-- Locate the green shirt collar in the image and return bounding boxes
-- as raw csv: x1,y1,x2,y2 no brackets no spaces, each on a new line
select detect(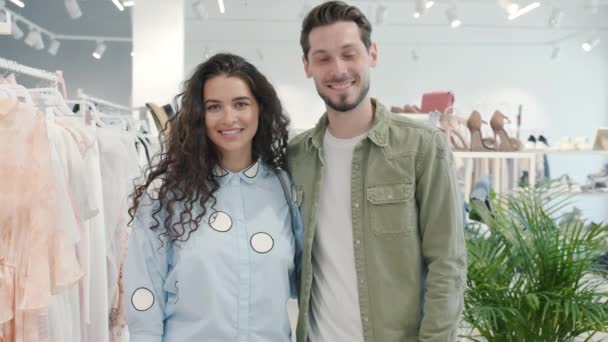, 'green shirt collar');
307,98,390,150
